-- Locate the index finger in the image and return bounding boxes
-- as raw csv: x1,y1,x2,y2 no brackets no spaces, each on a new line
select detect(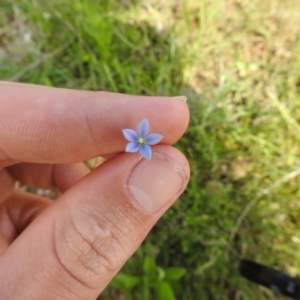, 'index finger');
0,82,189,165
